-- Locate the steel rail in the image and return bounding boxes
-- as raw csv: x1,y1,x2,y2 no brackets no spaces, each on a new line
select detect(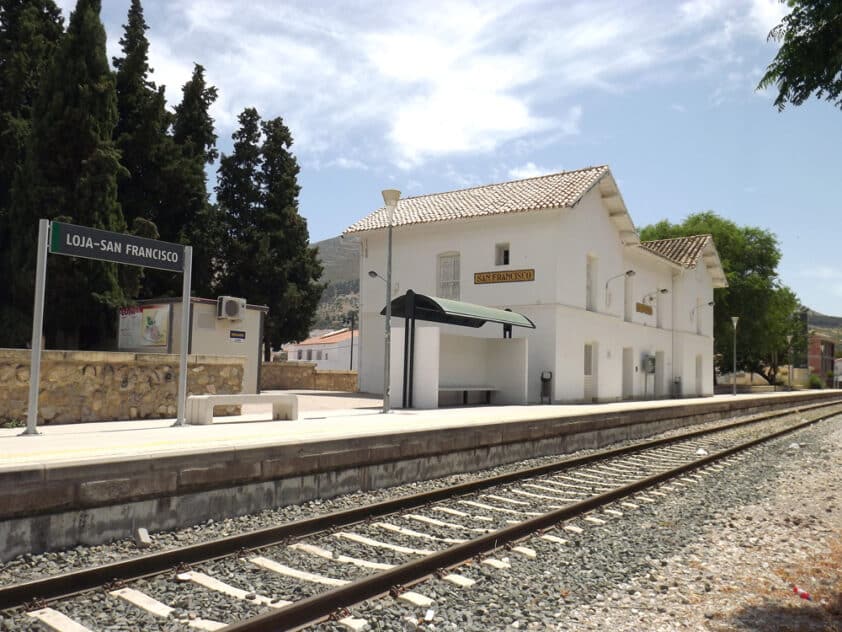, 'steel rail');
220,405,841,631
1,397,840,612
